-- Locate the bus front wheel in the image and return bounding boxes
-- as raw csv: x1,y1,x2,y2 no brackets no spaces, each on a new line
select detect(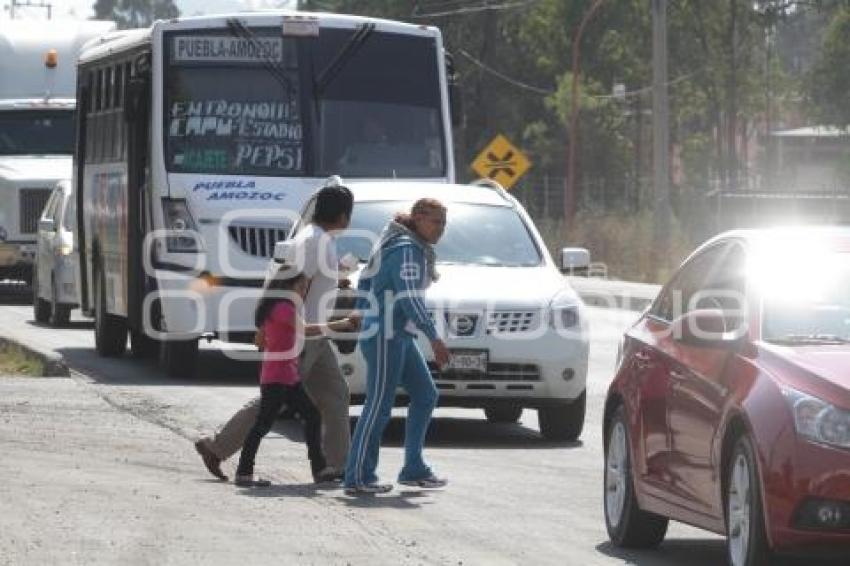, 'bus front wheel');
94,269,127,357
160,339,198,378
